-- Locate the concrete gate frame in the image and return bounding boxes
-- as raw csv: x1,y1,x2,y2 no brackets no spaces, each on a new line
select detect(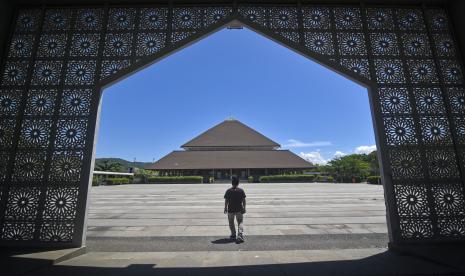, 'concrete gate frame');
0,0,465,248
